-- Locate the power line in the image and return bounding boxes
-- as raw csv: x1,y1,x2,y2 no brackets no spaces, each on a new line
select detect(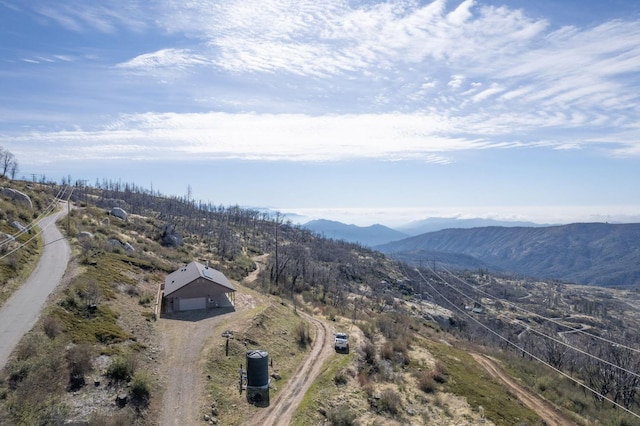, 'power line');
0,185,69,247
439,264,640,355
412,266,640,420
0,186,71,261
418,265,640,381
